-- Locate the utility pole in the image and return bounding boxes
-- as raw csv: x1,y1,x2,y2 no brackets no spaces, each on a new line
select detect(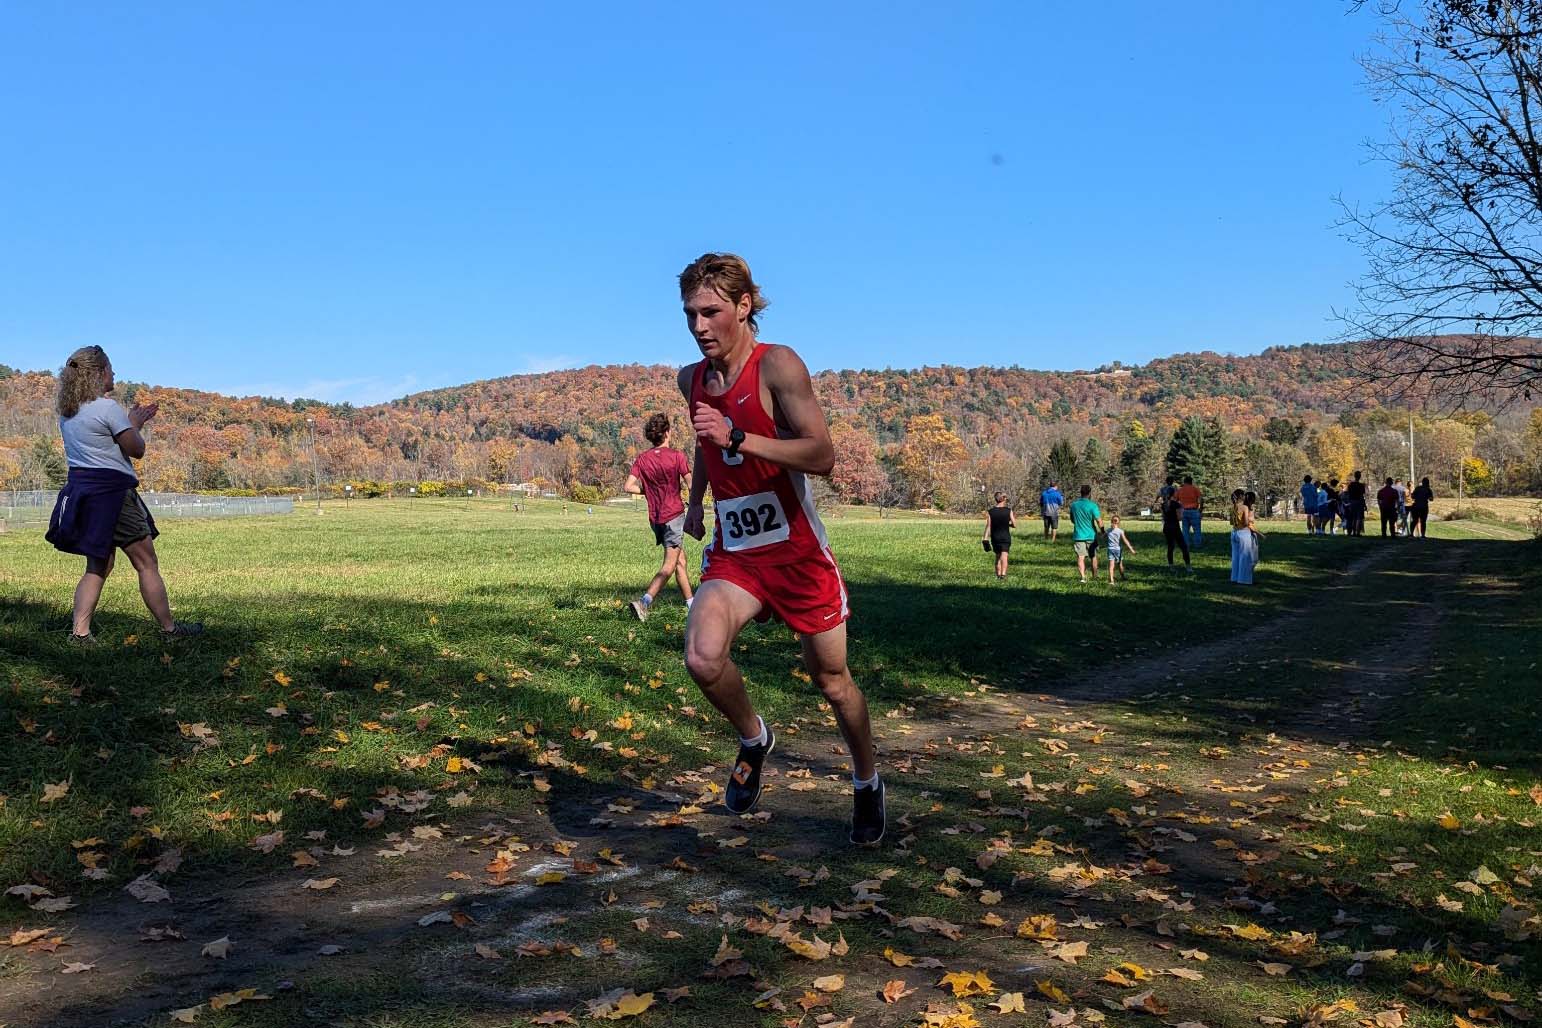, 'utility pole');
1408,412,1415,484
307,417,322,515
